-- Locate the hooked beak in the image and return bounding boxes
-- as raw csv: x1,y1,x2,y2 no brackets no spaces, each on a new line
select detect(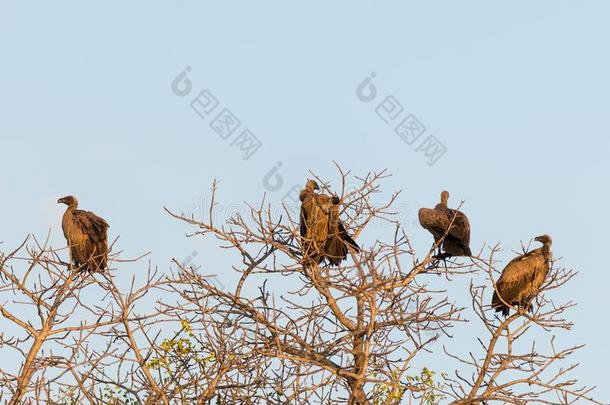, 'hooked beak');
534,234,552,246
